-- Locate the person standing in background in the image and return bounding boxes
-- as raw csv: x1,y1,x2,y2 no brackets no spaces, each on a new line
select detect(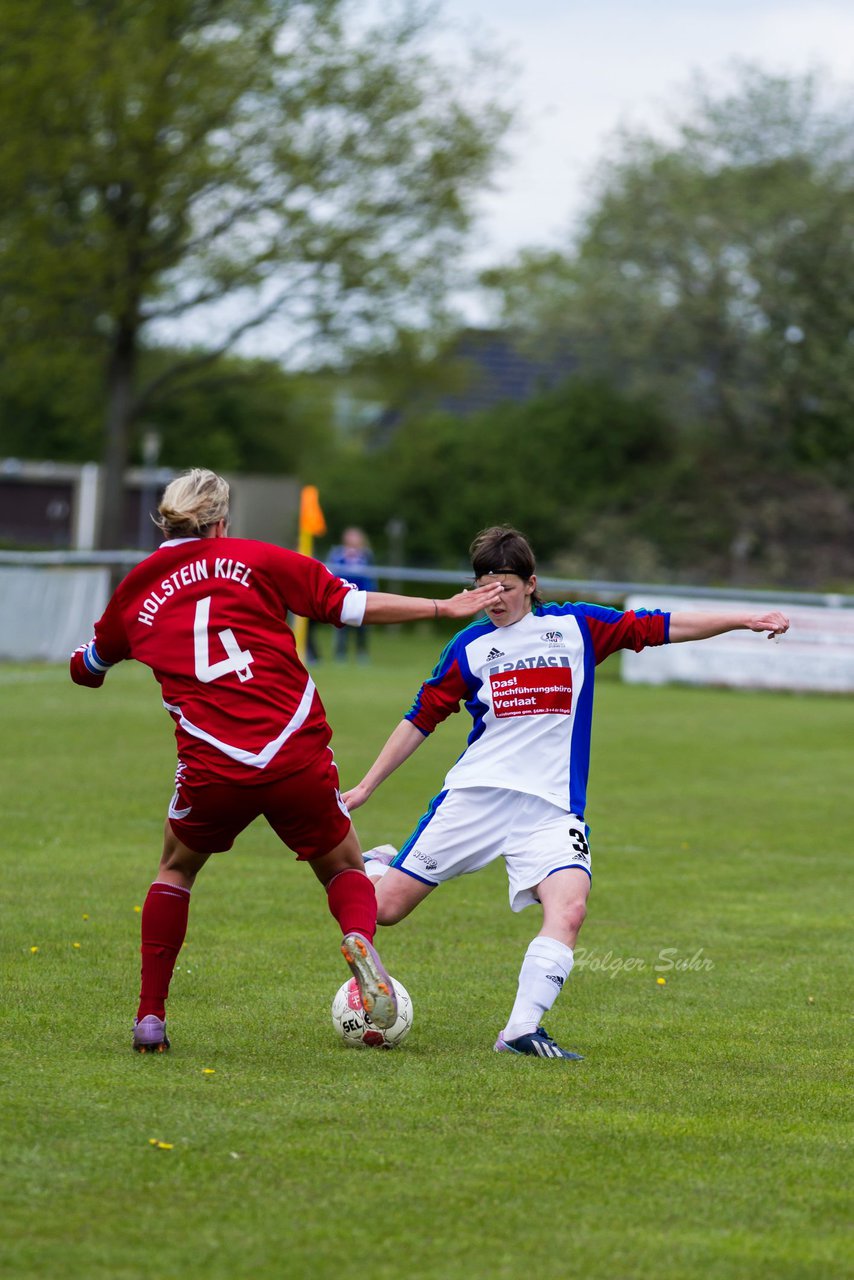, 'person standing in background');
327,528,377,662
